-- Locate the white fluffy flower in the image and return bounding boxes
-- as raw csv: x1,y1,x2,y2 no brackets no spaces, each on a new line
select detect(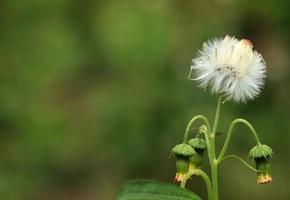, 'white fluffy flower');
189,36,266,103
